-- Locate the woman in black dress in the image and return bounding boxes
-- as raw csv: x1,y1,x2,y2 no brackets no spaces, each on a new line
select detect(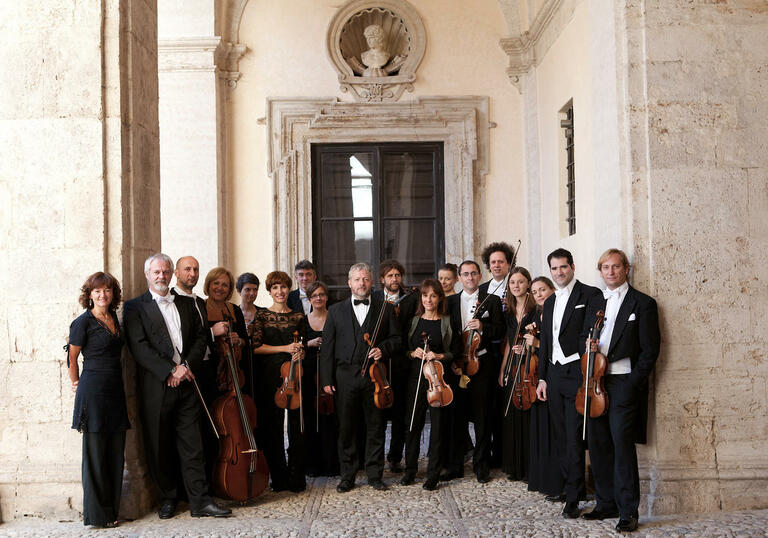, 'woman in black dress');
67,272,130,528
400,279,461,491
302,281,339,476
498,266,537,481
252,271,307,492
526,276,565,497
